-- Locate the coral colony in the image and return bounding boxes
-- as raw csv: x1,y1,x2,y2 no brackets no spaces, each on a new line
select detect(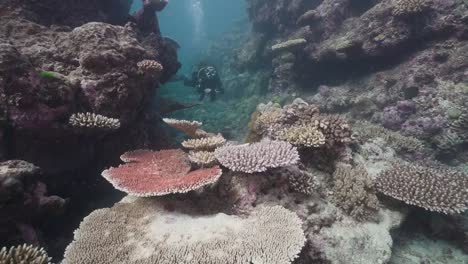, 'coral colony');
1,0,468,263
